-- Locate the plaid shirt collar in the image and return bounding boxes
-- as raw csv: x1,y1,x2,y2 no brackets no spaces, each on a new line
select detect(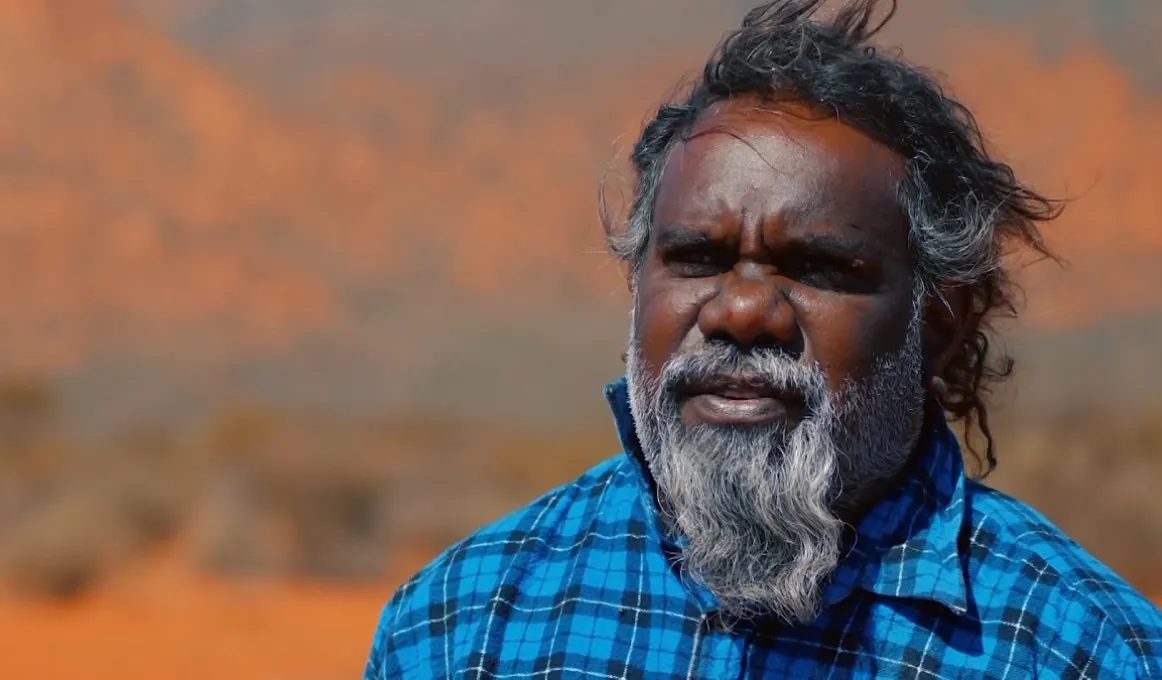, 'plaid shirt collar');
603,375,971,618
